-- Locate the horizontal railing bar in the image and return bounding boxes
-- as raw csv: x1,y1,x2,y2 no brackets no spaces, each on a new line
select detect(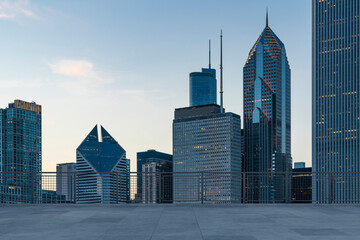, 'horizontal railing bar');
1,171,360,174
